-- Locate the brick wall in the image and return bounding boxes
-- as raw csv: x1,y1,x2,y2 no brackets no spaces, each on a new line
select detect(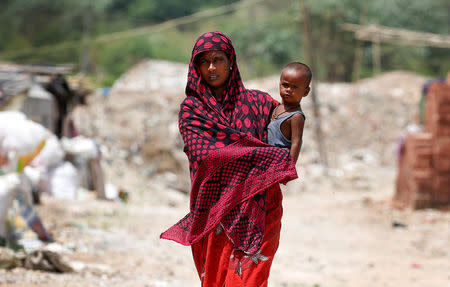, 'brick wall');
394,82,450,209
